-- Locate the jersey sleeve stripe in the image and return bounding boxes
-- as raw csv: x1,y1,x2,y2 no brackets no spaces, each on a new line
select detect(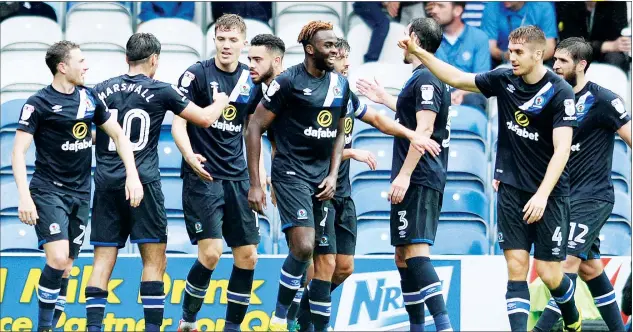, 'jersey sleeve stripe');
77,89,87,119
322,72,339,108
355,103,367,119
228,69,251,102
